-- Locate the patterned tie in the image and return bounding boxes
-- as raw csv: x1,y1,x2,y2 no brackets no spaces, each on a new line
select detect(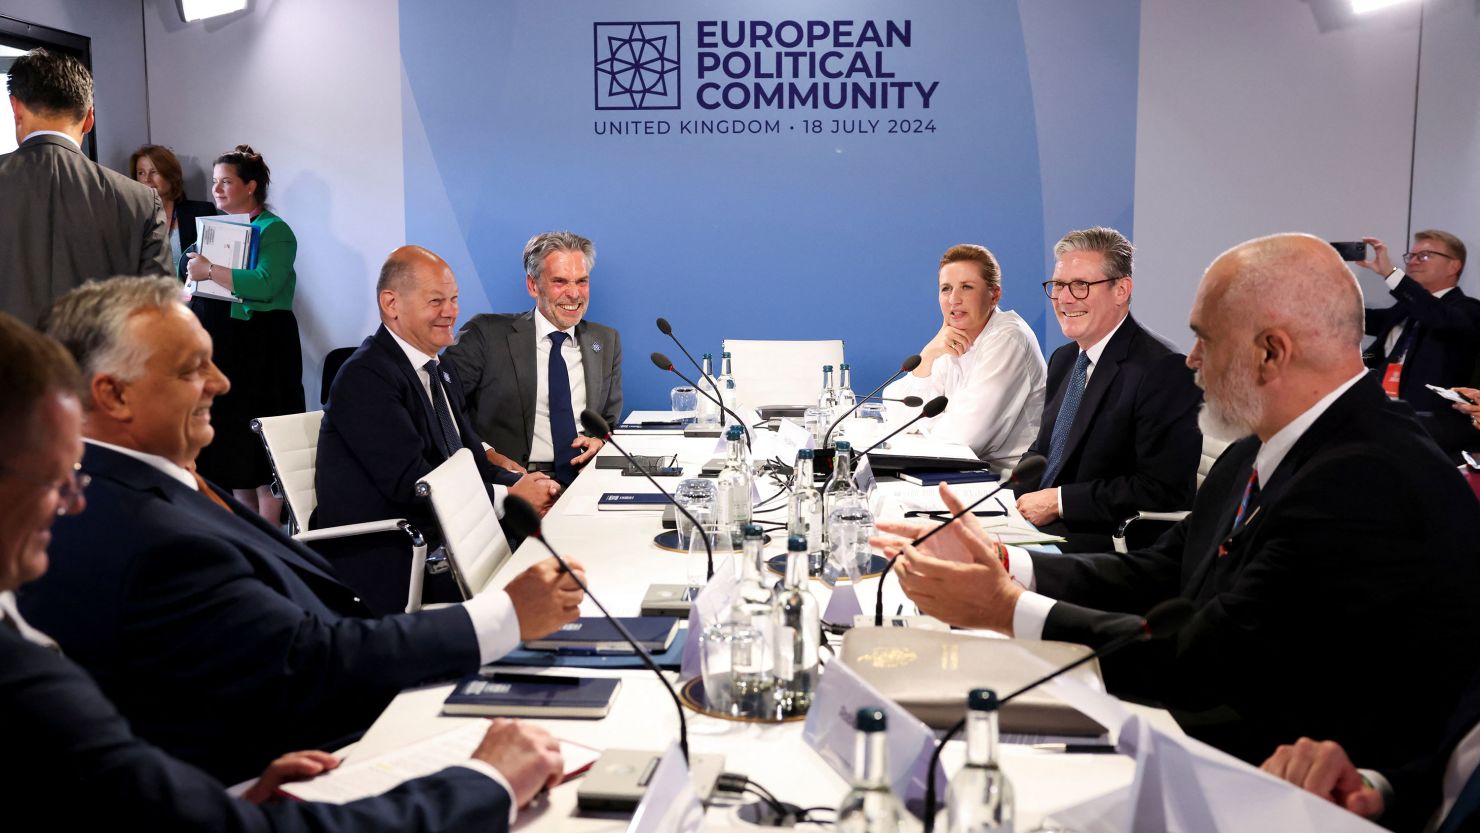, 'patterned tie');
1218,467,1260,557
547,332,579,486
1041,351,1090,487
424,359,461,459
